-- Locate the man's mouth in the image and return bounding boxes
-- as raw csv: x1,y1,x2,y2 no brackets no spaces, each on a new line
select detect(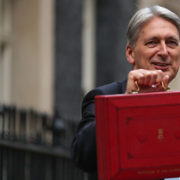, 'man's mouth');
151,62,170,71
